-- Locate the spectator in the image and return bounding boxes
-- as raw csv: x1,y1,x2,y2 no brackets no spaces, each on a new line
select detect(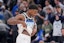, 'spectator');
0,13,4,22
58,28,64,43
17,0,23,5
0,20,10,43
34,0,40,4
0,5,16,43
52,15,62,42
12,0,24,15
60,0,64,4
43,0,54,13
0,5,13,24
0,0,4,11
54,0,64,17
54,0,64,10
1,5,18,43
42,19,53,42
45,7,54,24
36,4,45,31
3,0,9,9
7,0,17,11
12,0,29,16
49,0,56,7
12,4,19,16
54,5,63,16
22,0,29,8
37,0,45,8
0,0,3,6
18,3,26,14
